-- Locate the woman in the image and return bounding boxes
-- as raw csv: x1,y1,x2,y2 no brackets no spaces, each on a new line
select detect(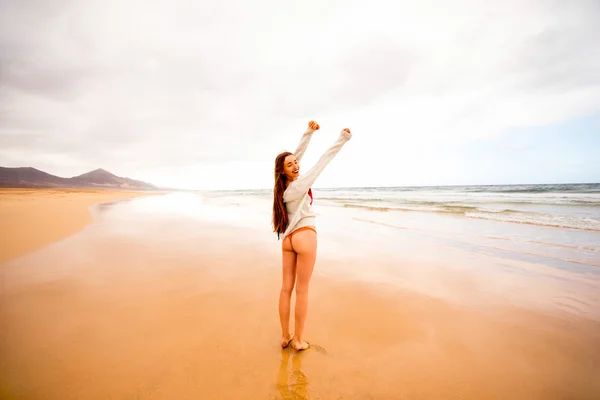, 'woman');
272,120,352,351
